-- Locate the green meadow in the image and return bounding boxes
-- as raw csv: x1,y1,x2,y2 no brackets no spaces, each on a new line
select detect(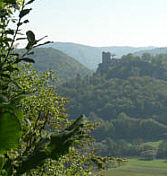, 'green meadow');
97,159,167,176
